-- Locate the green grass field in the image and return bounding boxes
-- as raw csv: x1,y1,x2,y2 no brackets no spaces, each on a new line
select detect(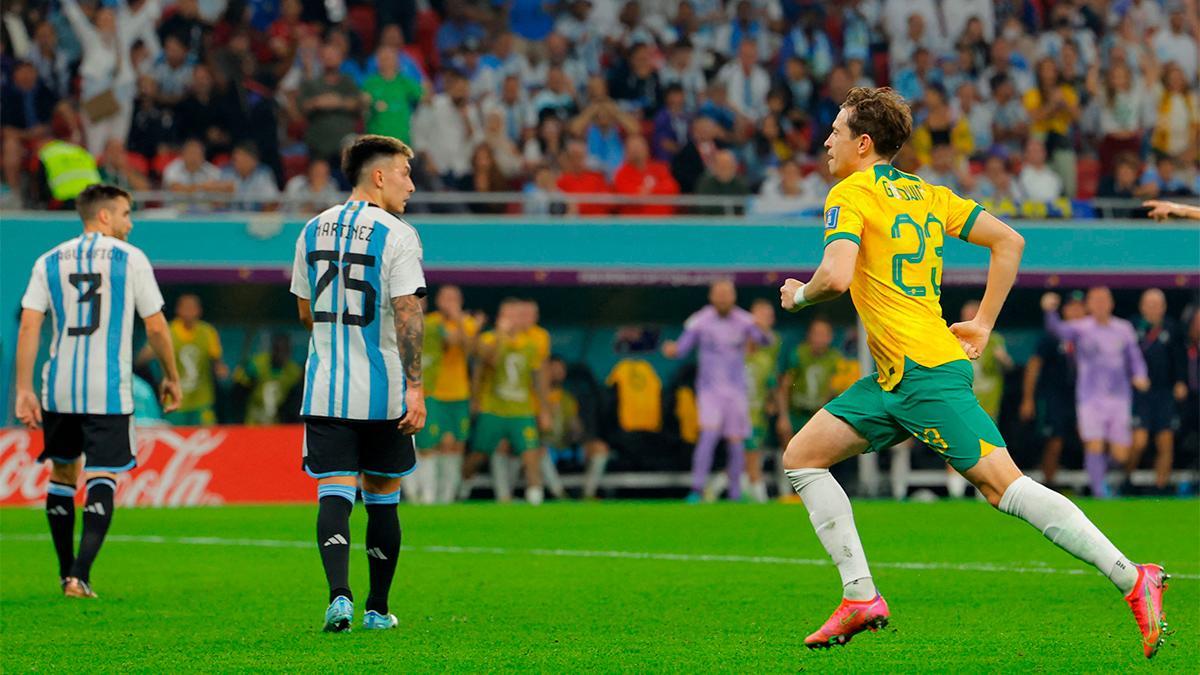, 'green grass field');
1,499,1197,672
